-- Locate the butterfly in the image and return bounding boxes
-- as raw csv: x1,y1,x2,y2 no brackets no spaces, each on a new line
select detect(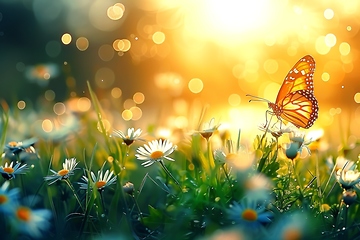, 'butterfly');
247,55,319,129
